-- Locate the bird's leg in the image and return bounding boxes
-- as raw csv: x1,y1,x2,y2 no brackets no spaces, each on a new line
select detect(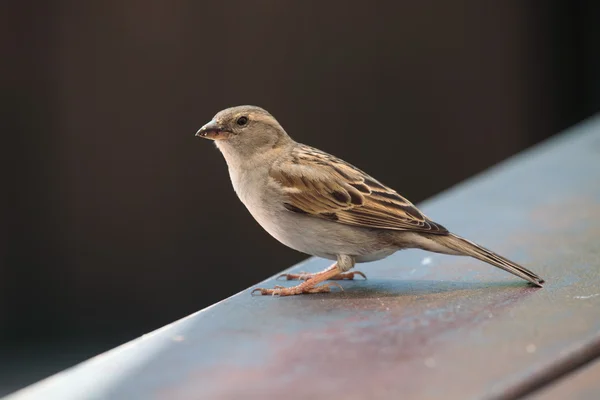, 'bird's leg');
253,255,356,296
252,263,344,296
277,270,366,281
277,254,363,281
